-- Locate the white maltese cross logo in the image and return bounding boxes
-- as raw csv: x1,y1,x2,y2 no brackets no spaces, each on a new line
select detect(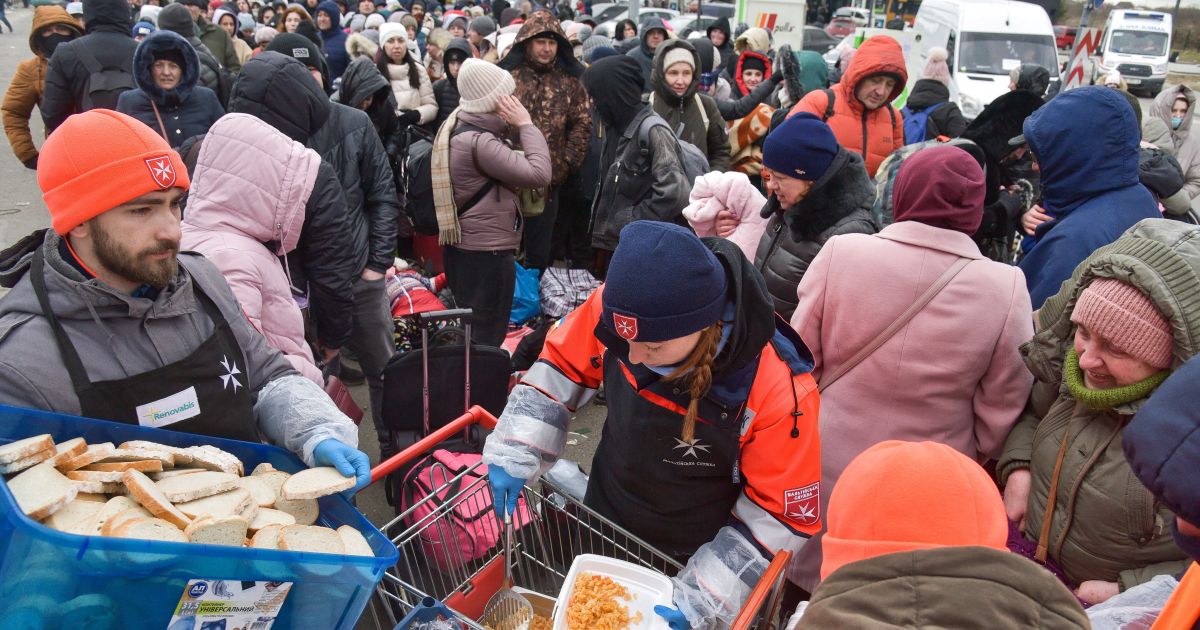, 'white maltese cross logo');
219,355,243,393
613,313,638,340
145,156,176,189
673,437,712,459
